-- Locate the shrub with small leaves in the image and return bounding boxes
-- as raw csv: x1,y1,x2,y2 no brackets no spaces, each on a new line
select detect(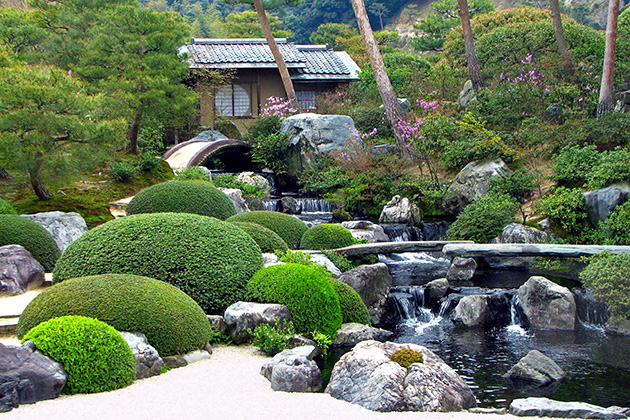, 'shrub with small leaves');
329,278,371,325
535,187,589,237
23,315,135,394
110,161,138,182
250,320,295,356
300,223,356,250
390,347,424,368
446,193,517,243
227,211,308,249
231,222,289,253
0,198,17,215
175,166,211,181
134,153,161,172
580,253,630,321
0,214,60,272
599,201,630,245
